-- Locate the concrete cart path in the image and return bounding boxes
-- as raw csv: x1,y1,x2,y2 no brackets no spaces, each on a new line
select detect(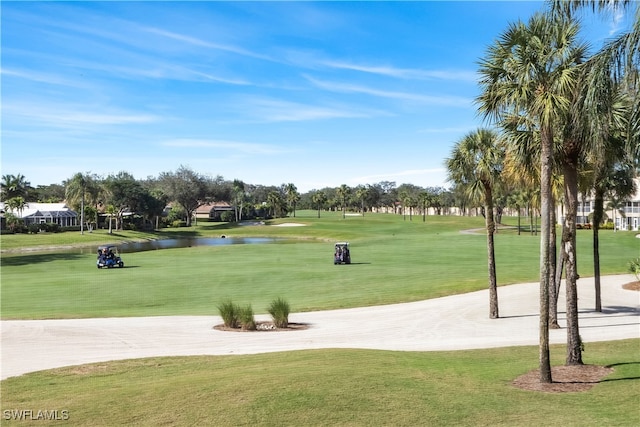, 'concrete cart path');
2,275,638,380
